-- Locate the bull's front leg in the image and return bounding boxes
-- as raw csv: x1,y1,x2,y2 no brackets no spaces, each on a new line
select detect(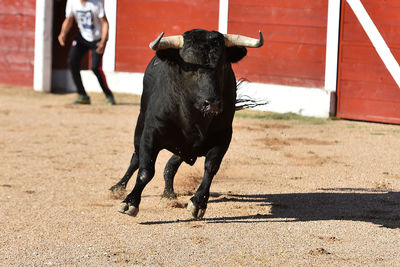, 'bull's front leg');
118,132,159,216
187,144,229,219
